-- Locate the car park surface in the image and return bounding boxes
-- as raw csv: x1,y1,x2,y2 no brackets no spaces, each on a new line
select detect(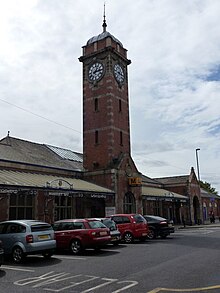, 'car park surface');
1,226,220,293
143,215,175,239
0,220,56,263
53,218,111,254
110,213,149,243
